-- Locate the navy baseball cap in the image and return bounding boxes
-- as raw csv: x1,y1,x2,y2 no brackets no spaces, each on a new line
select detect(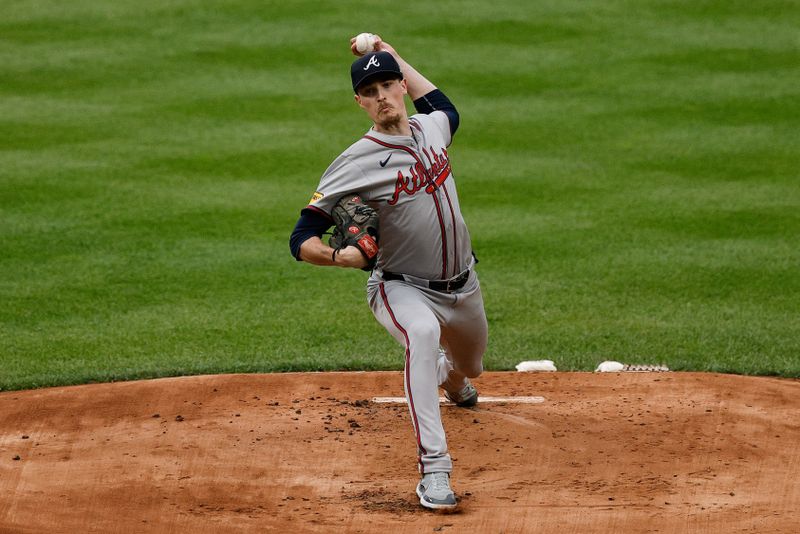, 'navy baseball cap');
351,51,403,93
